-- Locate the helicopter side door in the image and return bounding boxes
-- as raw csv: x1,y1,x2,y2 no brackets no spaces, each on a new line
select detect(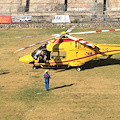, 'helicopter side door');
50,51,66,65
